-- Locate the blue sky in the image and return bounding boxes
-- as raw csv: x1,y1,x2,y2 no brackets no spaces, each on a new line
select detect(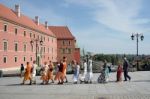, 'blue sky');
1,0,150,54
